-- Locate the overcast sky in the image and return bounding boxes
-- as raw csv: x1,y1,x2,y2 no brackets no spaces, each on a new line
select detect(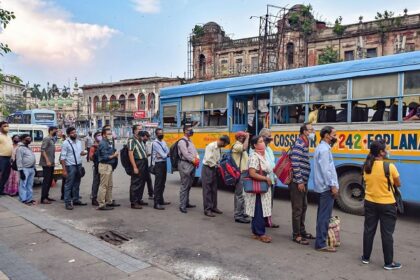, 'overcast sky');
1,0,419,89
